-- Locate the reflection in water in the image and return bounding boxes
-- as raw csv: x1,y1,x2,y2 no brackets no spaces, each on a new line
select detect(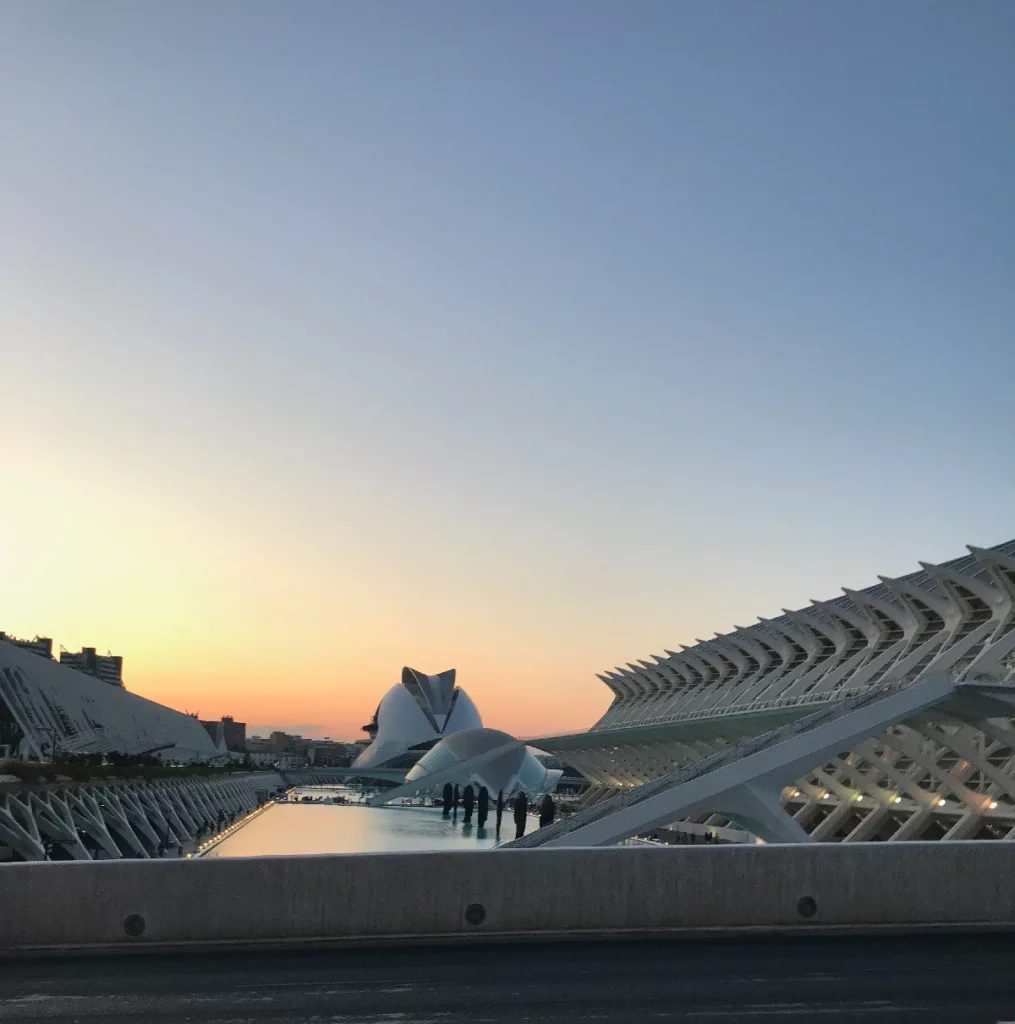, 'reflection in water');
206,790,533,857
